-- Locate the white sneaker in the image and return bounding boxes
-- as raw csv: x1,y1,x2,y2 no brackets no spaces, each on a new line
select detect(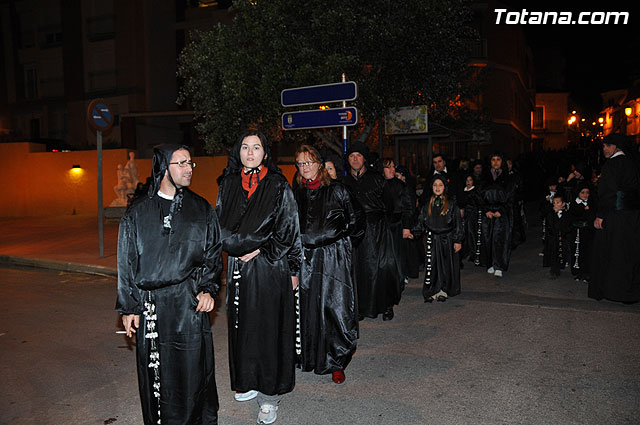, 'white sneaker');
234,390,258,402
257,404,278,424
487,267,495,274
494,270,503,277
